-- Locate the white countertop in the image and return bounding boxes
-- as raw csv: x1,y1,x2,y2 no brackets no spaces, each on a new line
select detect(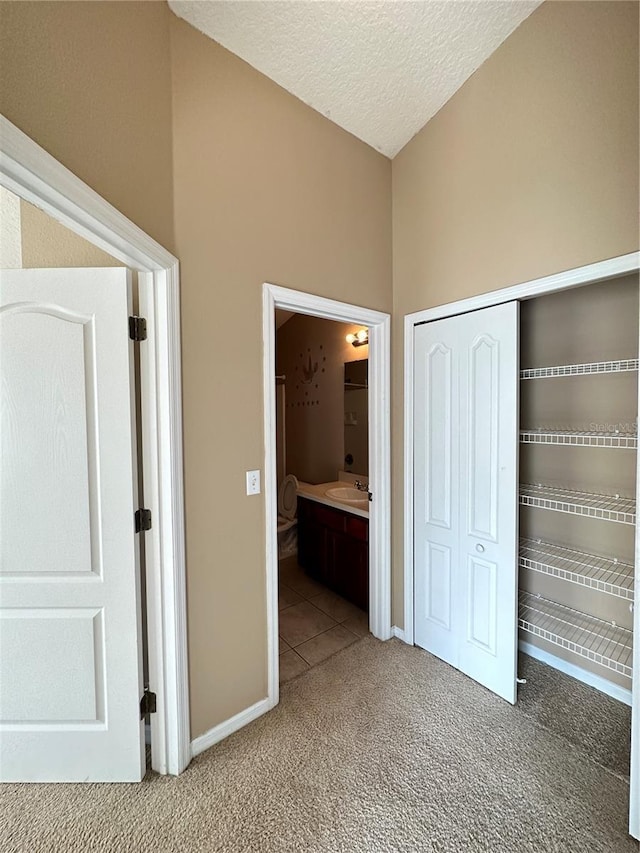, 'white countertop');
297,480,369,519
